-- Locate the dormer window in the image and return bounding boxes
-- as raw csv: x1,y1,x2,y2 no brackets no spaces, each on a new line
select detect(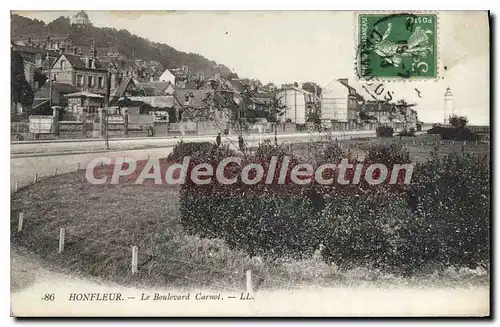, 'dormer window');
88,59,93,69
60,60,66,70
